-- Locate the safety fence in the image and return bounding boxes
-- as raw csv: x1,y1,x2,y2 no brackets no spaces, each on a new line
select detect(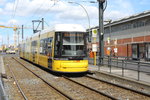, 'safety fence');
89,56,150,82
